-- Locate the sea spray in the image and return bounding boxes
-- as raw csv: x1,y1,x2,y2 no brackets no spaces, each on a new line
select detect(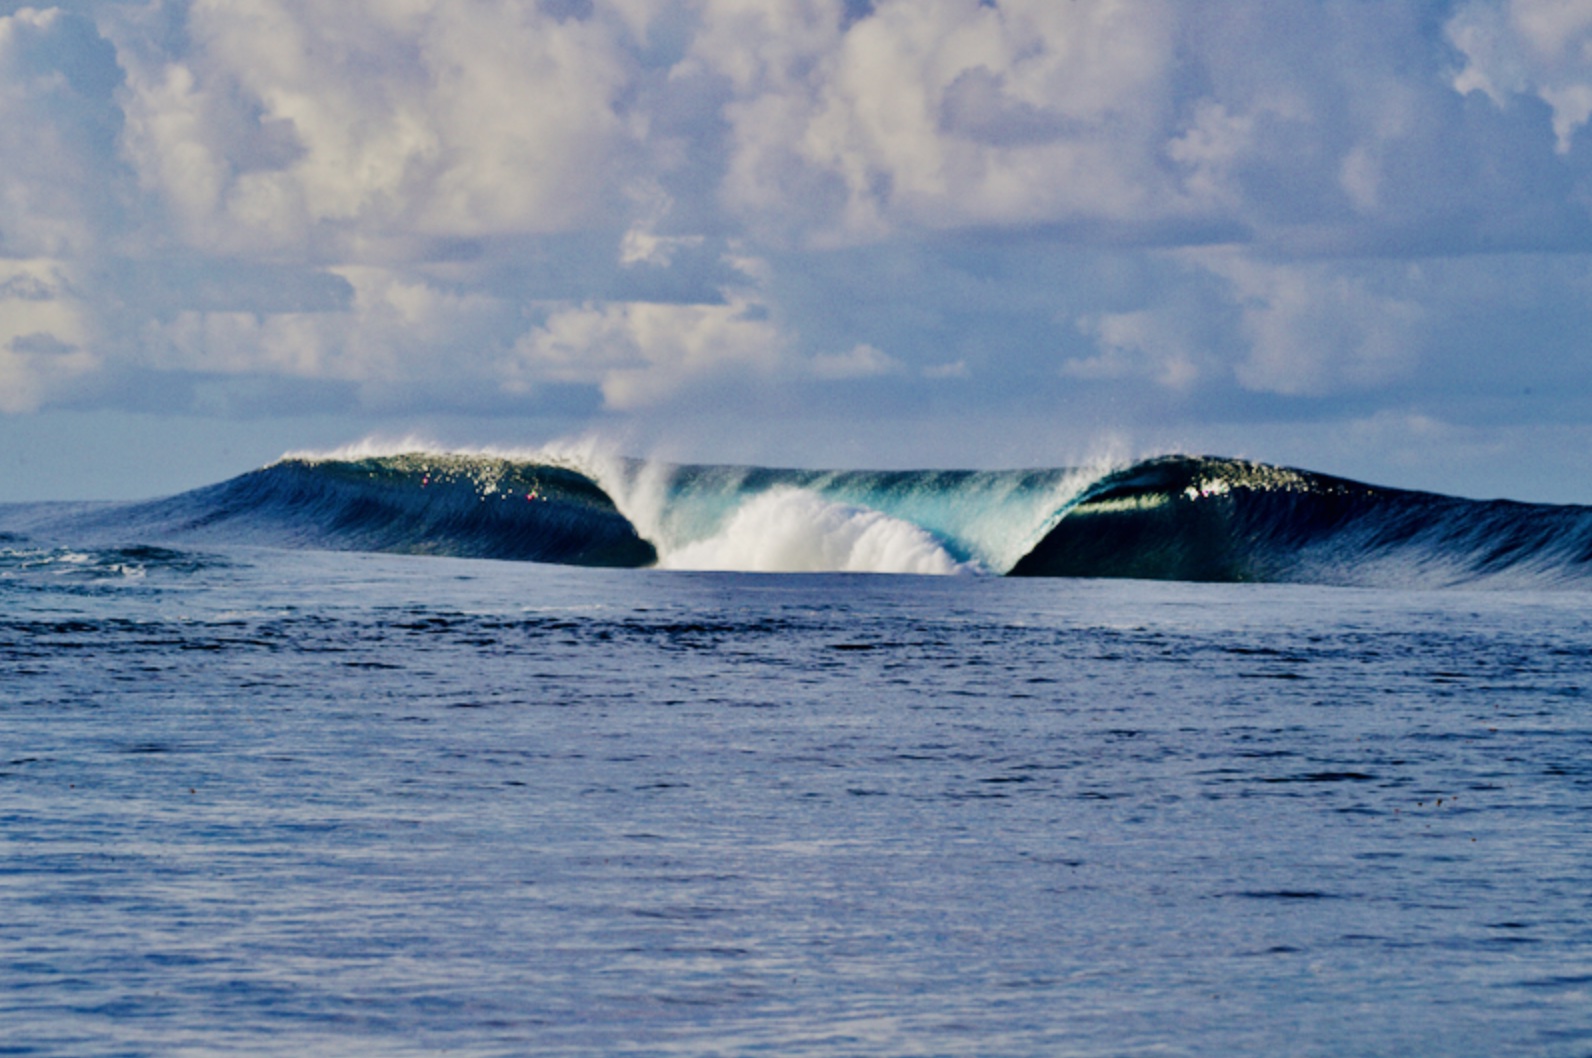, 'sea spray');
660,487,973,574
540,438,1099,573
275,436,1104,574
13,446,1592,587
535,436,679,553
